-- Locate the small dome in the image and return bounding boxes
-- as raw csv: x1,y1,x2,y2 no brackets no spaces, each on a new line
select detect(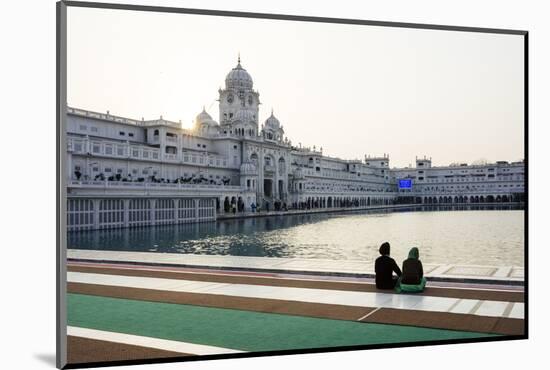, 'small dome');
195,107,217,126
240,161,258,175
225,57,253,90
234,109,255,123
265,110,280,128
